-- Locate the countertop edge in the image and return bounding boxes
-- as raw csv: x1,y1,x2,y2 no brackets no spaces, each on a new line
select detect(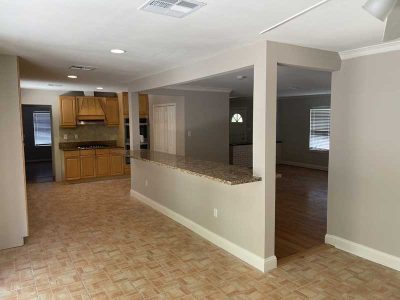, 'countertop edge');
131,155,262,186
